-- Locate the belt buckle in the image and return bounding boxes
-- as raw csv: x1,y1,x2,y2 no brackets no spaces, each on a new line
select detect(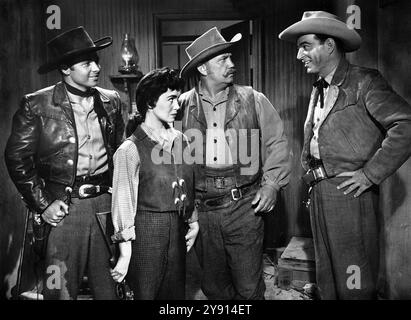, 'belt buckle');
79,184,98,199
231,188,242,201
214,177,226,189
